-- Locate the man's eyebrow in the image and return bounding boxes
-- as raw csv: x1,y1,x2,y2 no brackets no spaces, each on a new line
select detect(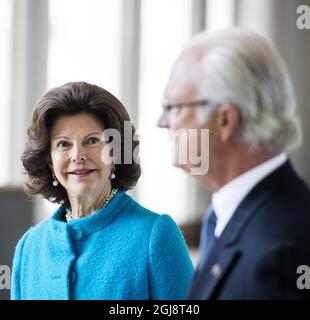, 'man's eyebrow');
162,100,173,111
52,132,102,141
